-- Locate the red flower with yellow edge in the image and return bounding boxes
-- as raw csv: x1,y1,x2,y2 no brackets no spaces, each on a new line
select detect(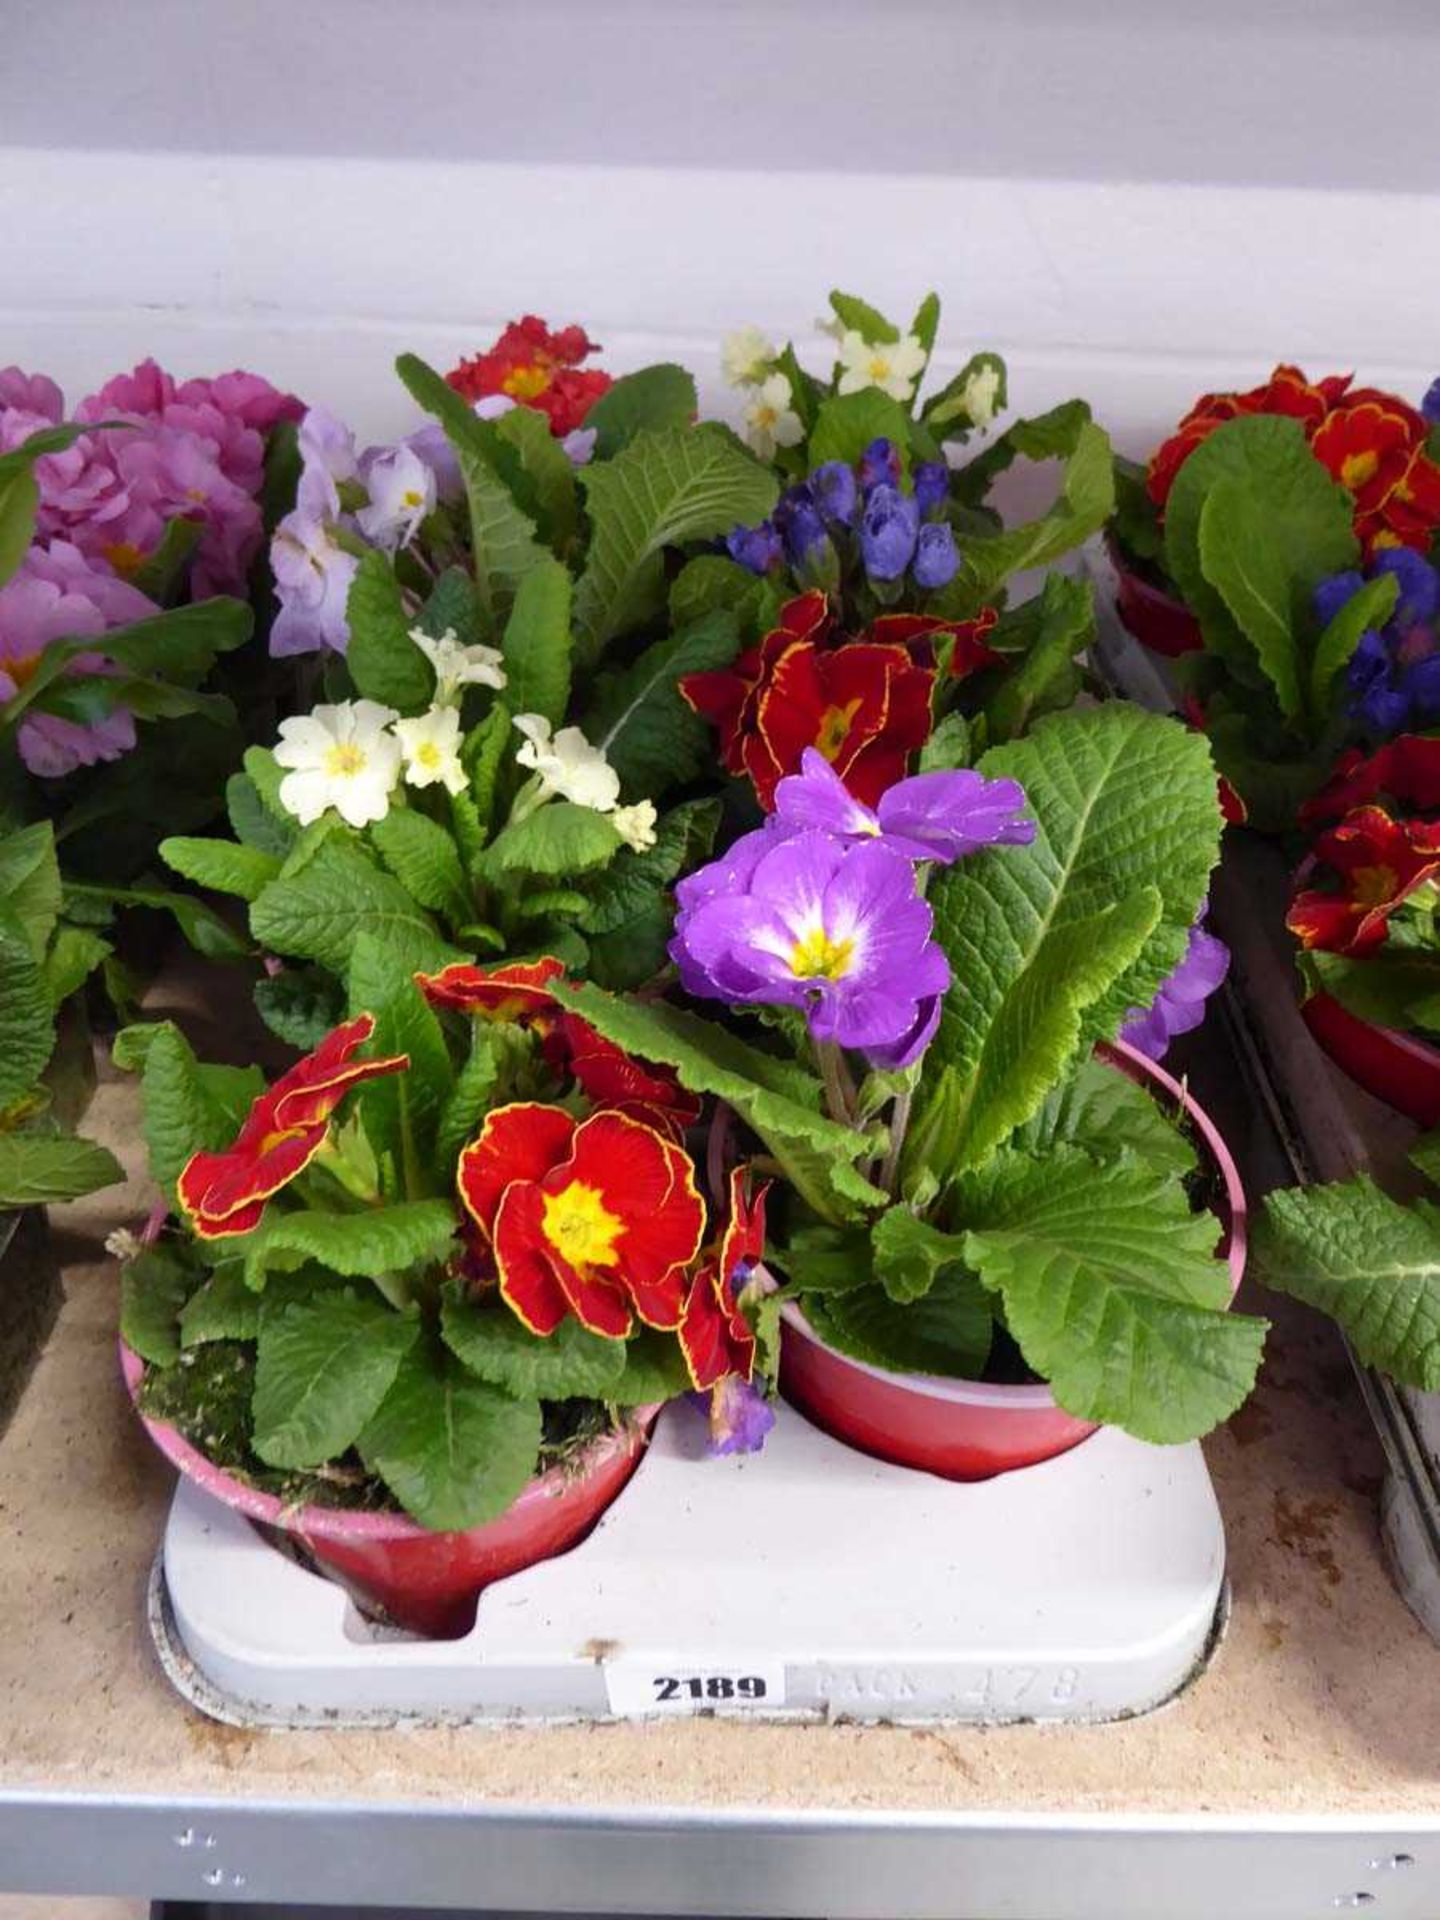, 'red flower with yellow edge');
680,591,935,810
543,1011,701,1142
1301,736,1440,830
1363,446,1440,554
679,1167,769,1392
457,1104,705,1339
1145,365,1343,509
1287,805,1440,956
415,956,565,1024
446,317,612,437
1311,396,1423,516
870,605,1003,681
176,1015,408,1239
